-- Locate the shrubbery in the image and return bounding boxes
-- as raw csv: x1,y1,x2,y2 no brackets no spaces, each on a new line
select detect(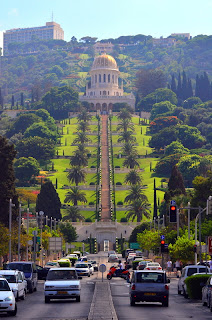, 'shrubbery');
185,274,210,299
